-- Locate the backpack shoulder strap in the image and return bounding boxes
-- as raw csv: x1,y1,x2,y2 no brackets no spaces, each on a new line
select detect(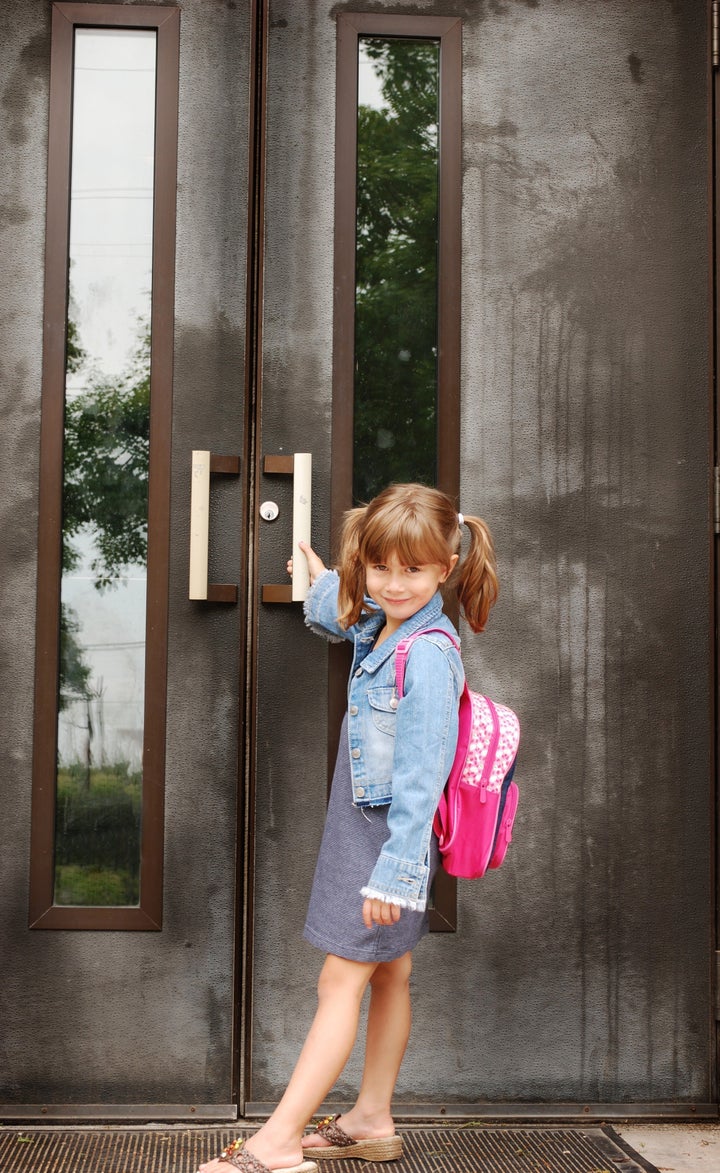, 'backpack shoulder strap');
395,627,460,699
